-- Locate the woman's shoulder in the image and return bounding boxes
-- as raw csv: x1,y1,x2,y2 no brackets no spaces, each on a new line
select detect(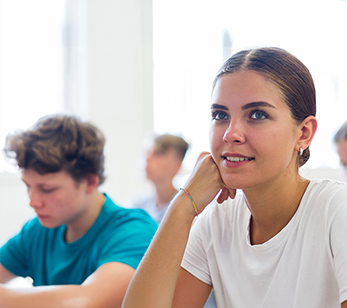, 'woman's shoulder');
303,179,347,213
306,179,347,198
308,178,347,187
